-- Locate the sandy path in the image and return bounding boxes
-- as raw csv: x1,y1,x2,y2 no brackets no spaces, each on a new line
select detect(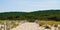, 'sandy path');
11,22,59,30
11,22,40,30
